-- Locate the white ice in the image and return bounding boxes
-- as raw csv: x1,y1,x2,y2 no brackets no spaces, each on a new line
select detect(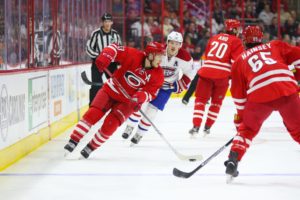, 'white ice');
0,98,300,200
